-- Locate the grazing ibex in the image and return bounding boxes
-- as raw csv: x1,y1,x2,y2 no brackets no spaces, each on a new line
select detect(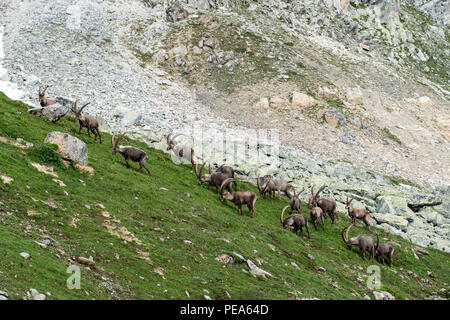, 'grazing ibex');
308,195,325,231
193,161,235,193
257,176,277,200
112,134,151,177
346,196,371,230
289,187,305,214
38,86,56,107
374,234,395,267
258,175,294,200
341,224,375,262
166,133,194,165
220,178,257,218
309,185,337,224
72,100,102,144
280,206,310,238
